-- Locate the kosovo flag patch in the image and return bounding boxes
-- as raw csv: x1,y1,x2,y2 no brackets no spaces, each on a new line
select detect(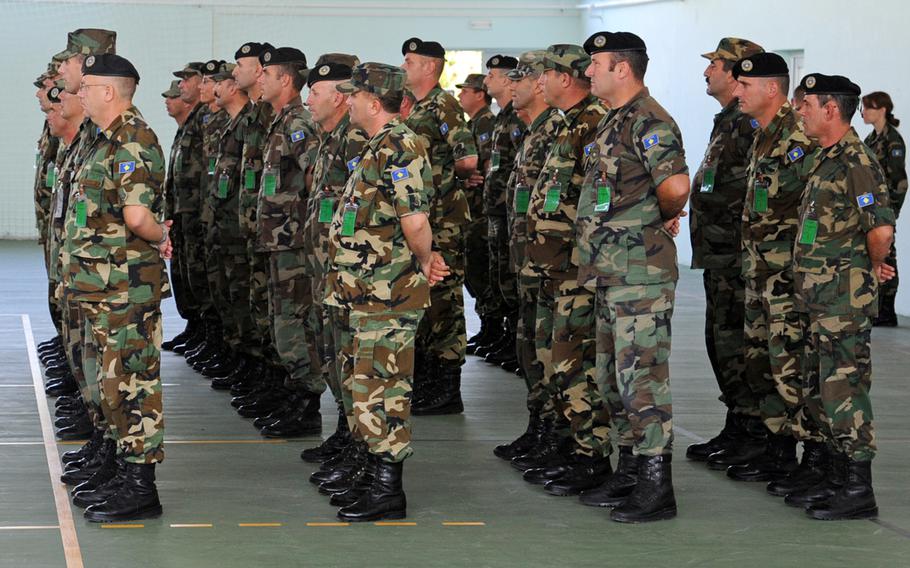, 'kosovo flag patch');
439,122,449,136
118,161,136,175
893,148,904,157
346,156,361,171
391,167,411,182
642,133,659,150
750,118,760,129
584,142,595,157
511,127,522,139
787,147,805,162
479,132,490,143
857,193,875,208
290,130,306,142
